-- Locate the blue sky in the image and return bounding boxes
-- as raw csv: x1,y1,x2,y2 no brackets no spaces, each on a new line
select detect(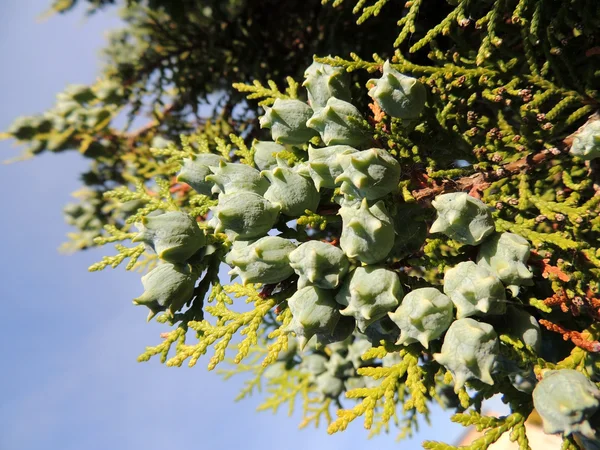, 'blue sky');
0,2,478,449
